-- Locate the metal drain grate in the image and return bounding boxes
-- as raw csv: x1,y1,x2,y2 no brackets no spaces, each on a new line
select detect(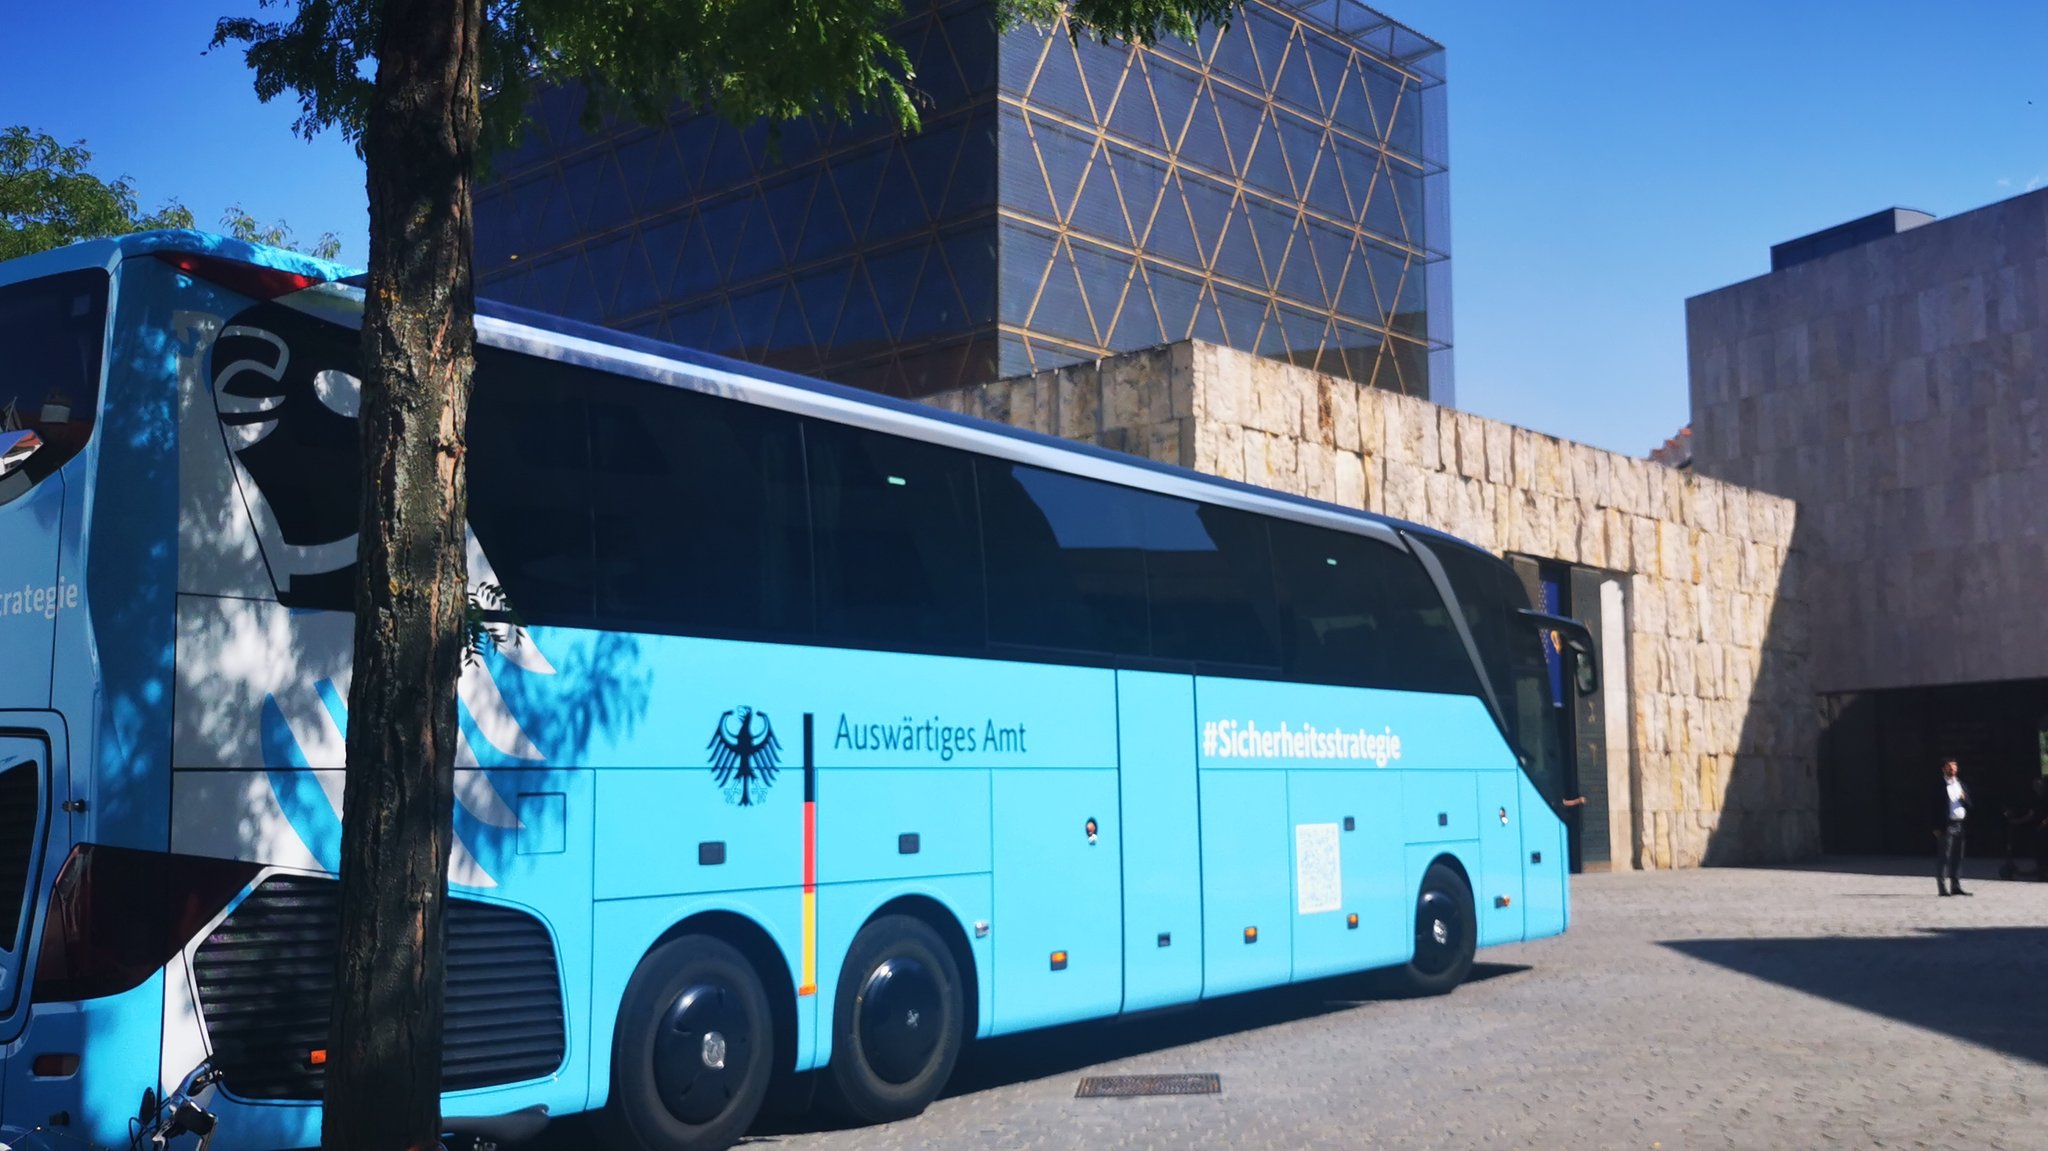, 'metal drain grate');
1075,1073,1221,1098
